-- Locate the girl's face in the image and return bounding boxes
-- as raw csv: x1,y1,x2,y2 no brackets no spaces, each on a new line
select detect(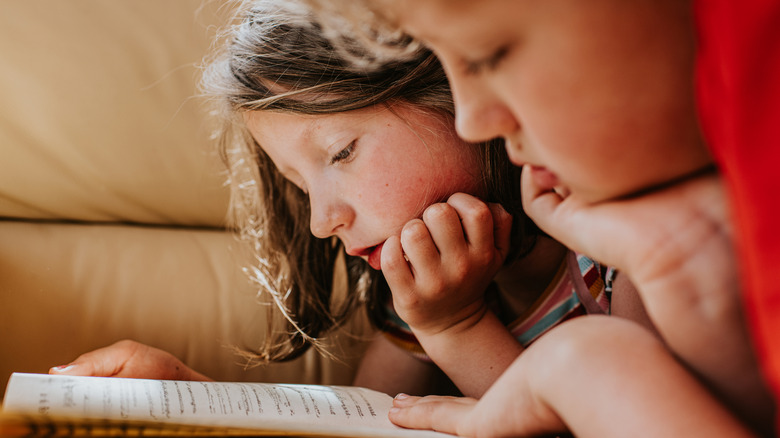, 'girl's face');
244,104,483,270
383,0,711,203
